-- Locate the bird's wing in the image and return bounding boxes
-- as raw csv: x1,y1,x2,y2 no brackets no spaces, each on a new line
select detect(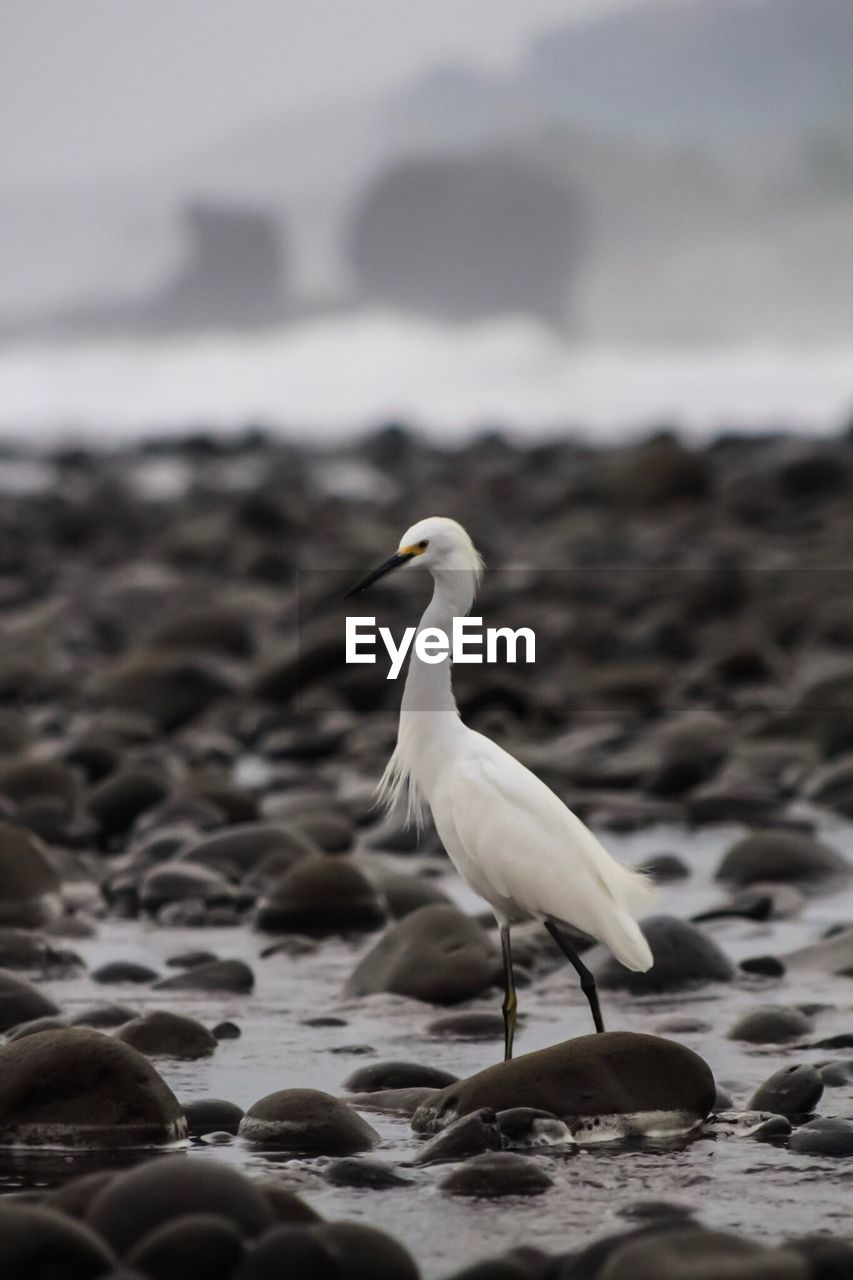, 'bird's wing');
441,732,653,956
